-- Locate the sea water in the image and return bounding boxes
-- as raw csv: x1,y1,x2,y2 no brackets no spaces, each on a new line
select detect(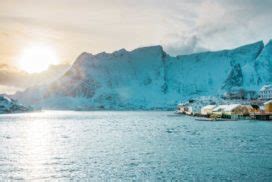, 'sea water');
0,111,271,181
